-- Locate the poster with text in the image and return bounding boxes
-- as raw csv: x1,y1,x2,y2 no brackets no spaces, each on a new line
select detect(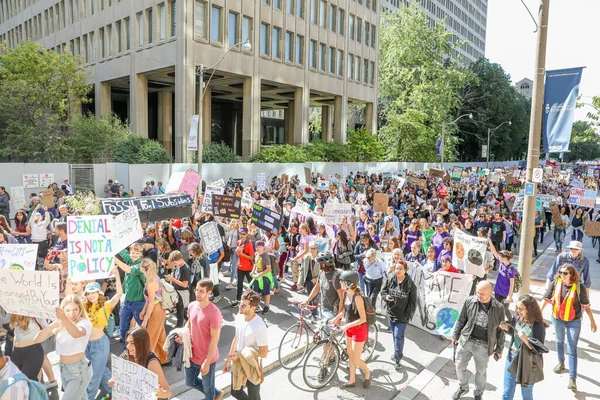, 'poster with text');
179,170,202,197
201,185,225,213
165,171,186,194
111,354,158,400
568,188,597,208
241,191,253,209
67,215,115,281
0,244,38,271
451,166,464,181
112,207,144,253
10,186,27,210
256,173,267,191
323,203,353,225
39,173,55,187
212,194,242,219
0,270,59,319
373,193,389,213
23,174,39,188
251,204,283,233
198,221,223,255
453,229,487,278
